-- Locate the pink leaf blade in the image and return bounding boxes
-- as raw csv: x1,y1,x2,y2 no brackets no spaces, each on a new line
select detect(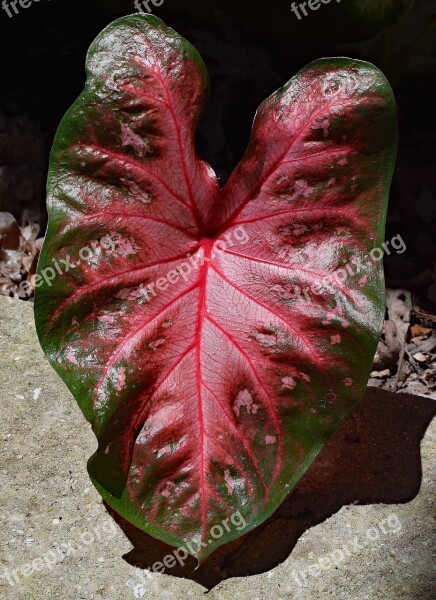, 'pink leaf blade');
35,17,398,562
